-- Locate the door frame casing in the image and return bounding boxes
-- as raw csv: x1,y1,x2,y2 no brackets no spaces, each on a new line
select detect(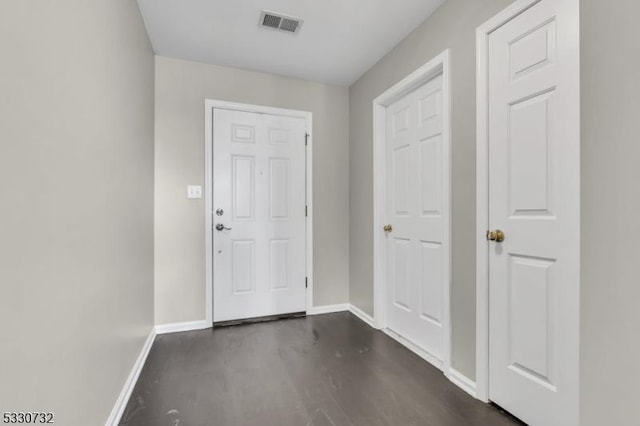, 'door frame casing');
204,99,314,324
475,0,580,407
372,49,452,374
